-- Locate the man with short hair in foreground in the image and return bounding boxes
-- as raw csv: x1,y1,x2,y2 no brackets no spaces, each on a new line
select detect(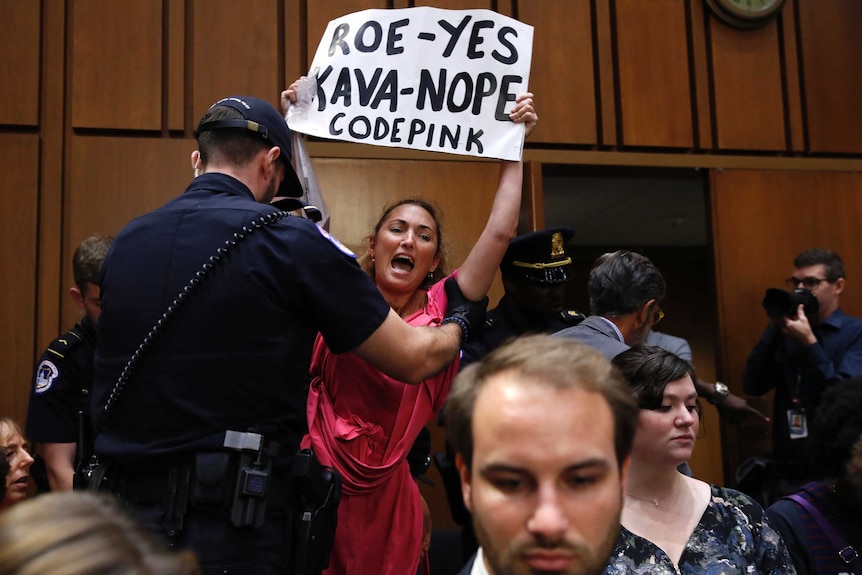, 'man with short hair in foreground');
446,334,639,575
